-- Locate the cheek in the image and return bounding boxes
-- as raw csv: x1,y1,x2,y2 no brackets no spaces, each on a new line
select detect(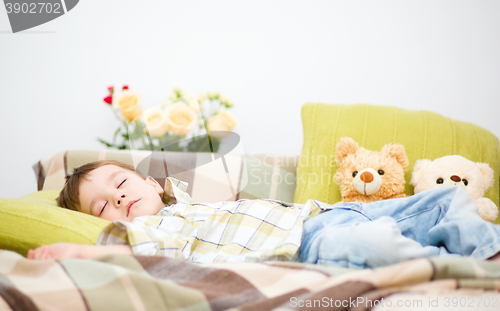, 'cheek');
101,208,126,222
101,213,116,222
